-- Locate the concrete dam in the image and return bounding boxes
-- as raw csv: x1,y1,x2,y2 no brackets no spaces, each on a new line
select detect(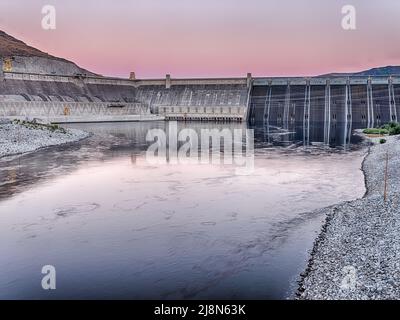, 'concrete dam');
249,76,400,145
0,71,250,122
1,68,400,135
